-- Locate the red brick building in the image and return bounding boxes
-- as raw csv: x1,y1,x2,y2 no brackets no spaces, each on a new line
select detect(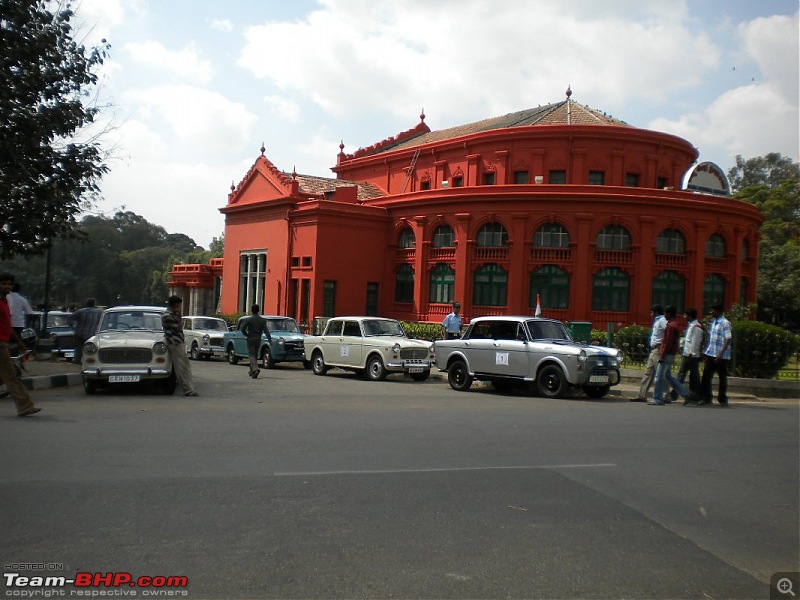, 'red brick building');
169,90,763,330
